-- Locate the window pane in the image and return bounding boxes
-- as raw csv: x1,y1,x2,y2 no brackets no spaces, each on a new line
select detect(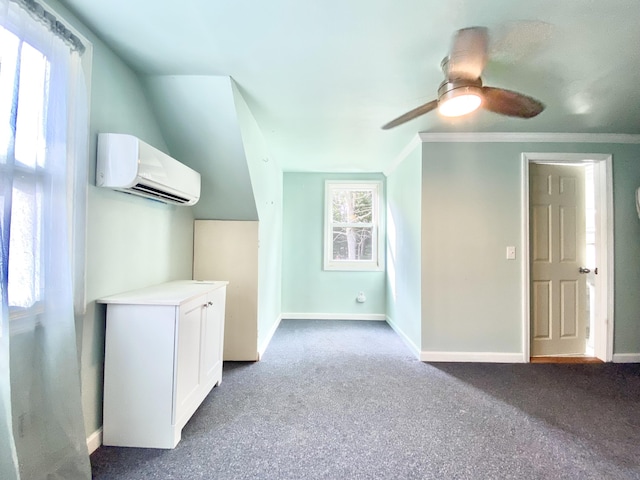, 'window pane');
8,177,43,308
324,181,380,271
2,28,48,309
0,27,20,157
14,41,48,169
332,189,372,224
332,227,373,261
